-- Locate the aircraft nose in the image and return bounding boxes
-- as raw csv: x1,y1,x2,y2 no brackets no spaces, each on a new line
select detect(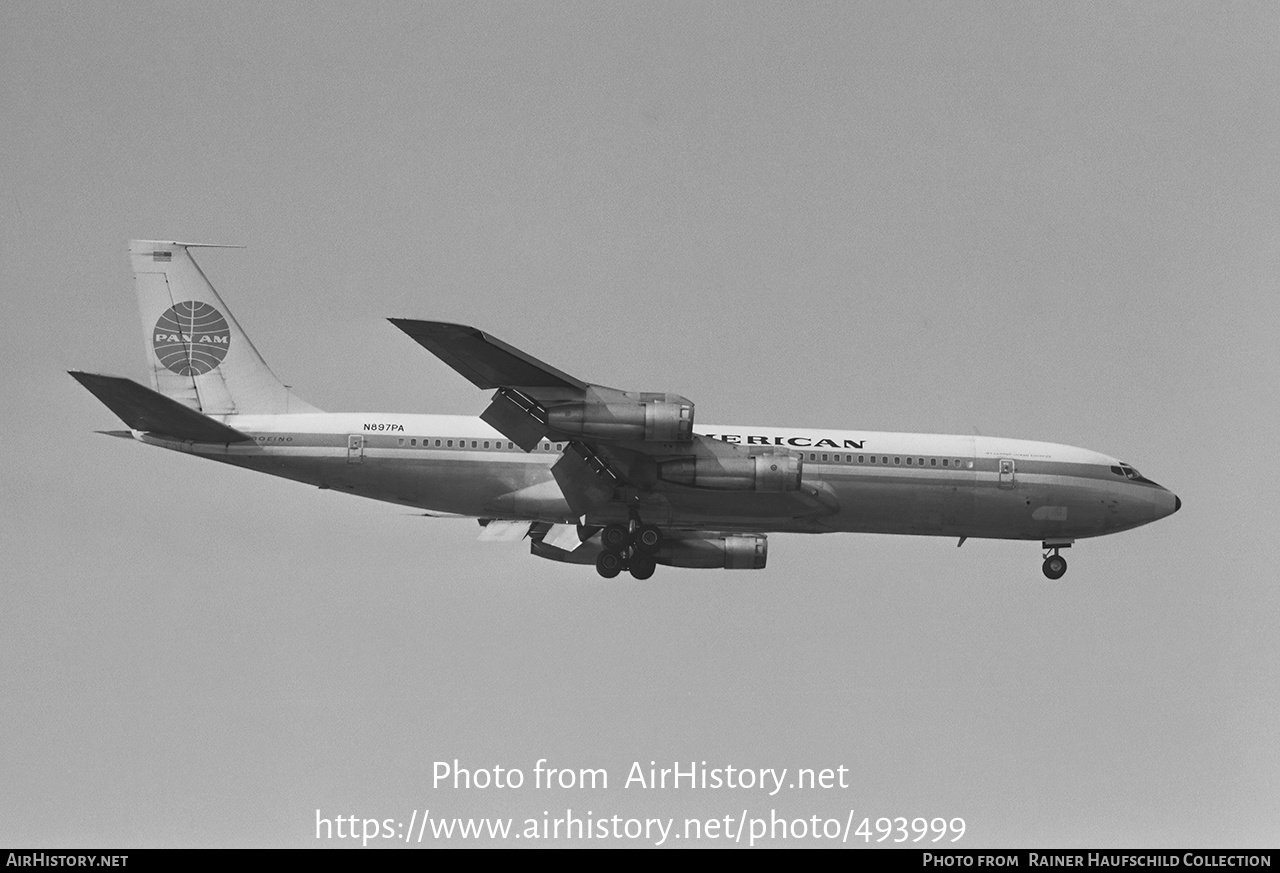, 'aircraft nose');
1174,494,1181,513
